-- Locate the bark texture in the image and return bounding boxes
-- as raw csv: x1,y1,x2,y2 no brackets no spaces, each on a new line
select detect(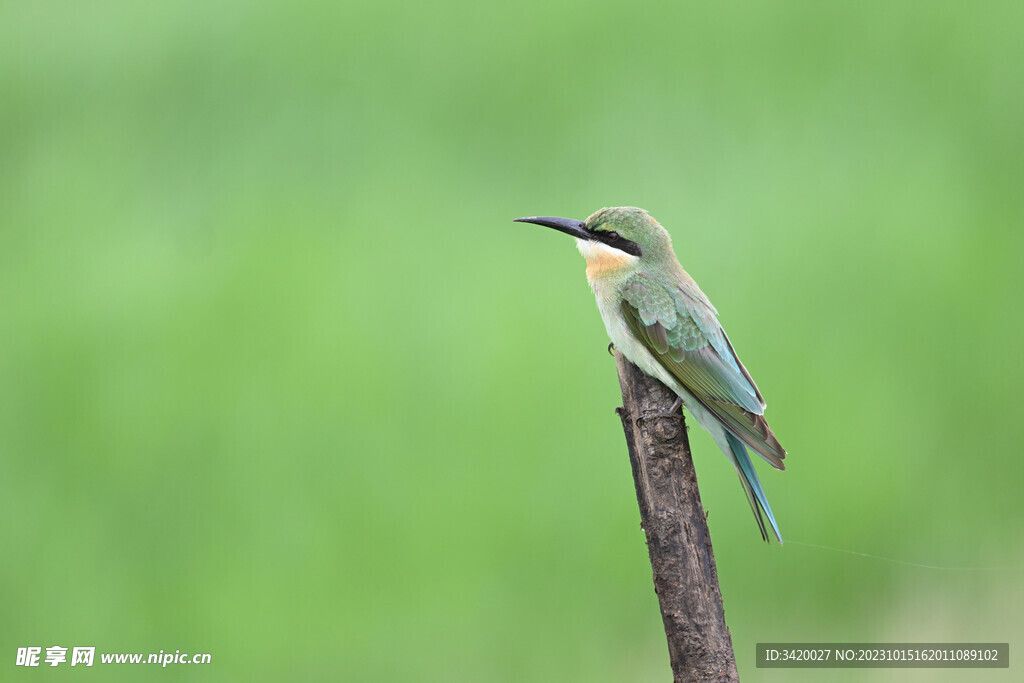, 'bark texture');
613,351,739,683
